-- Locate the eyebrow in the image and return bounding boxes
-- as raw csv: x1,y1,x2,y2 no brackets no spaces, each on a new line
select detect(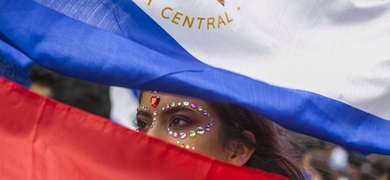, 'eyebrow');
136,110,151,117
163,106,197,115
136,106,198,118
